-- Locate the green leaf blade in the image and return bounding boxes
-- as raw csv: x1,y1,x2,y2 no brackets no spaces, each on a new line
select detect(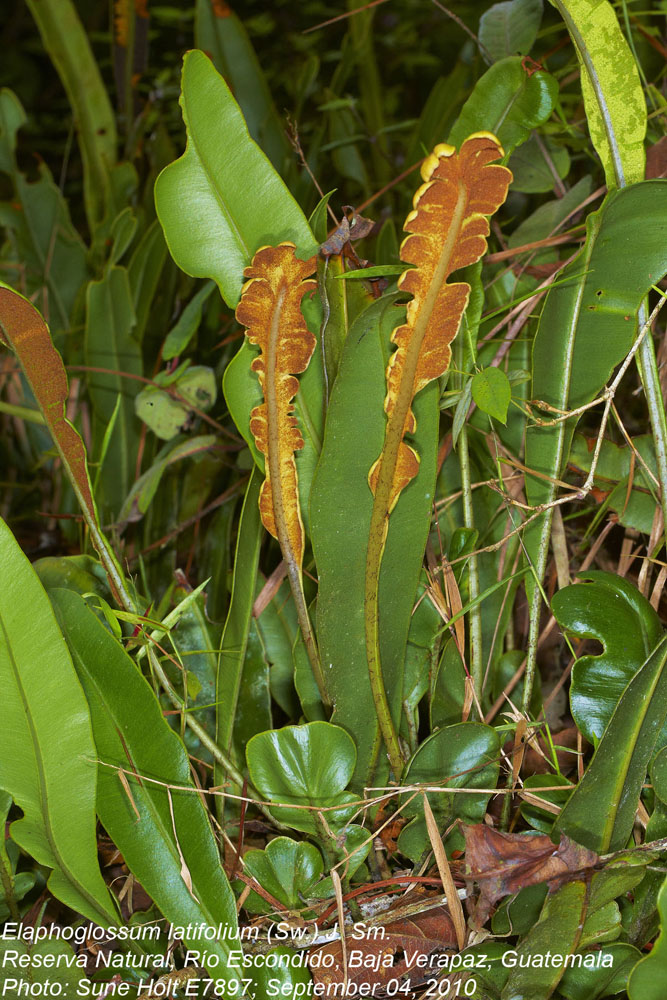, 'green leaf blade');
51,588,242,984
471,366,511,423
554,634,667,853
155,50,313,308
0,518,116,927
448,56,558,155
550,0,646,187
